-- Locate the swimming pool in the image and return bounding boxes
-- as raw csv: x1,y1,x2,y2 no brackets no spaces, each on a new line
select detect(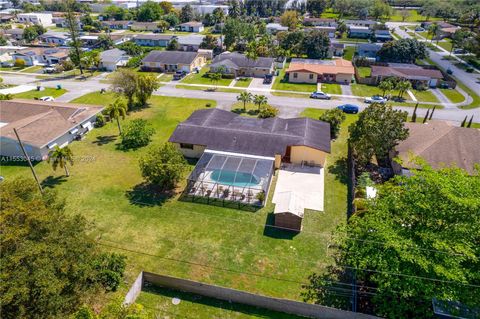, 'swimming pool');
210,170,260,187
